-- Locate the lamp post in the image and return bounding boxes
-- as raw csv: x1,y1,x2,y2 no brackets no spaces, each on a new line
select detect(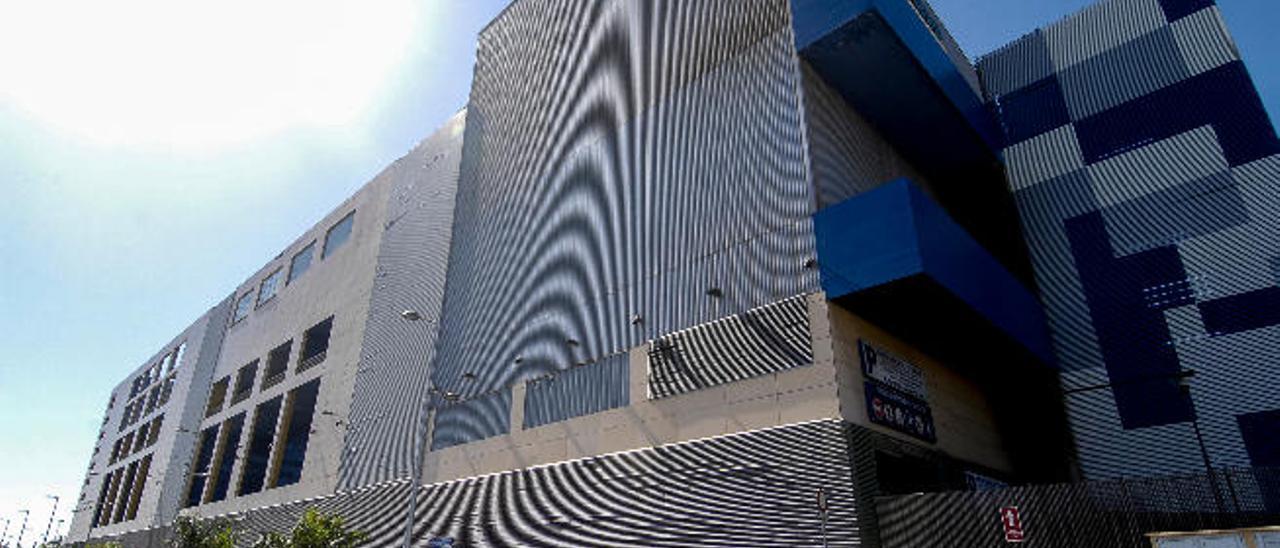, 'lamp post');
41,495,59,545
1064,369,1226,512
399,309,435,548
16,510,29,548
